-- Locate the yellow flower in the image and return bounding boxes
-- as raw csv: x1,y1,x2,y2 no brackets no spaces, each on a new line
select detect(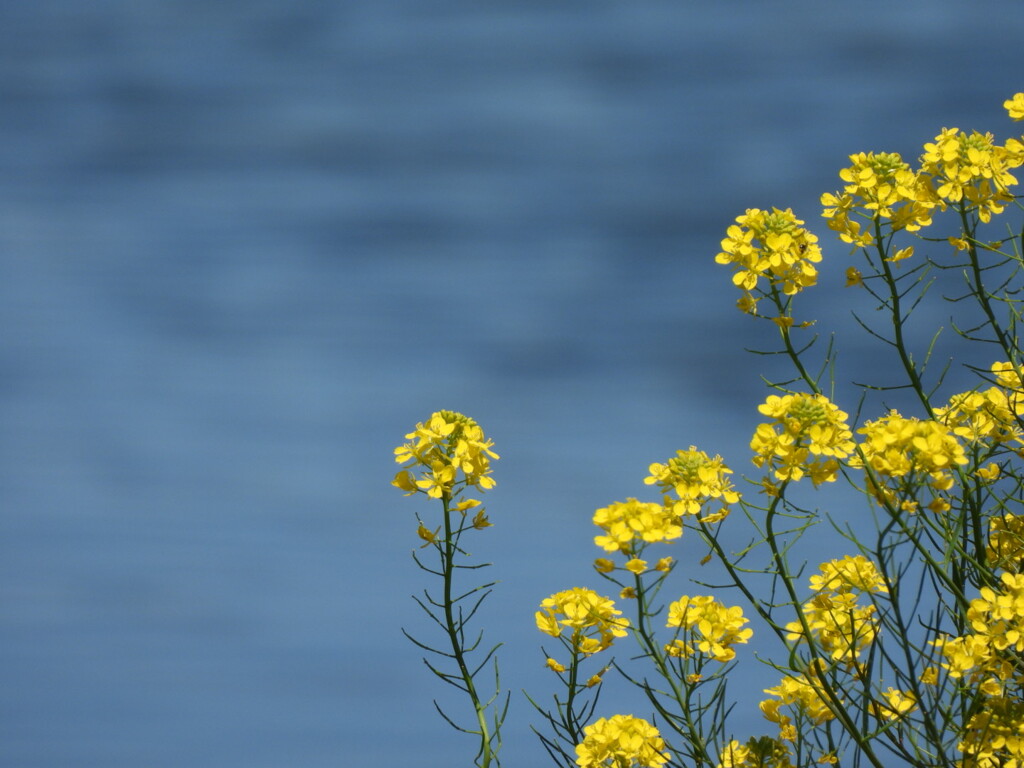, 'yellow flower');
920,127,1023,221
822,151,935,239
645,446,741,517
715,208,822,300
536,588,630,656
593,558,616,574
624,558,647,575
416,522,438,545
785,592,878,663
575,715,669,768
763,660,836,725
808,555,888,595
853,409,967,500
654,557,674,573
665,595,753,662
885,245,914,263
988,513,1024,571
750,393,854,486
875,688,916,720
393,411,498,500
620,586,637,600
1005,92,1024,121
844,267,863,287
592,499,681,552
546,657,567,673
